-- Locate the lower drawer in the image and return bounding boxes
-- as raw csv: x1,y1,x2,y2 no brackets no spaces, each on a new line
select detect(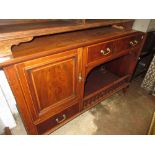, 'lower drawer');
36,103,79,134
